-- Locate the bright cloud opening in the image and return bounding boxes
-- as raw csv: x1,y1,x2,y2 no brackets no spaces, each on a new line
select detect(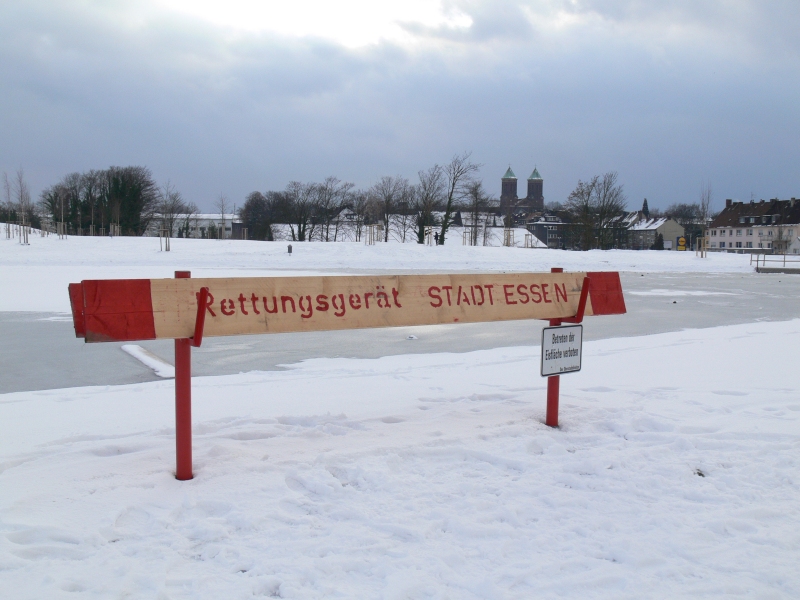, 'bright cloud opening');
158,0,473,46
